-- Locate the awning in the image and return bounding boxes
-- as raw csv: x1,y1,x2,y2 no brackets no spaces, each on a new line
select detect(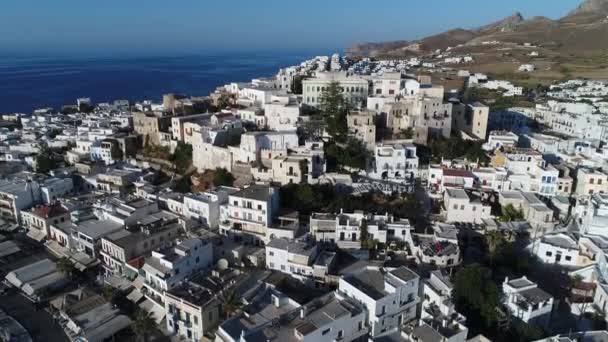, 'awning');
0,240,21,258
138,299,165,325
126,289,144,304
104,275,133,292
132,276,144,290
26,229,47,242
45,240,69,258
